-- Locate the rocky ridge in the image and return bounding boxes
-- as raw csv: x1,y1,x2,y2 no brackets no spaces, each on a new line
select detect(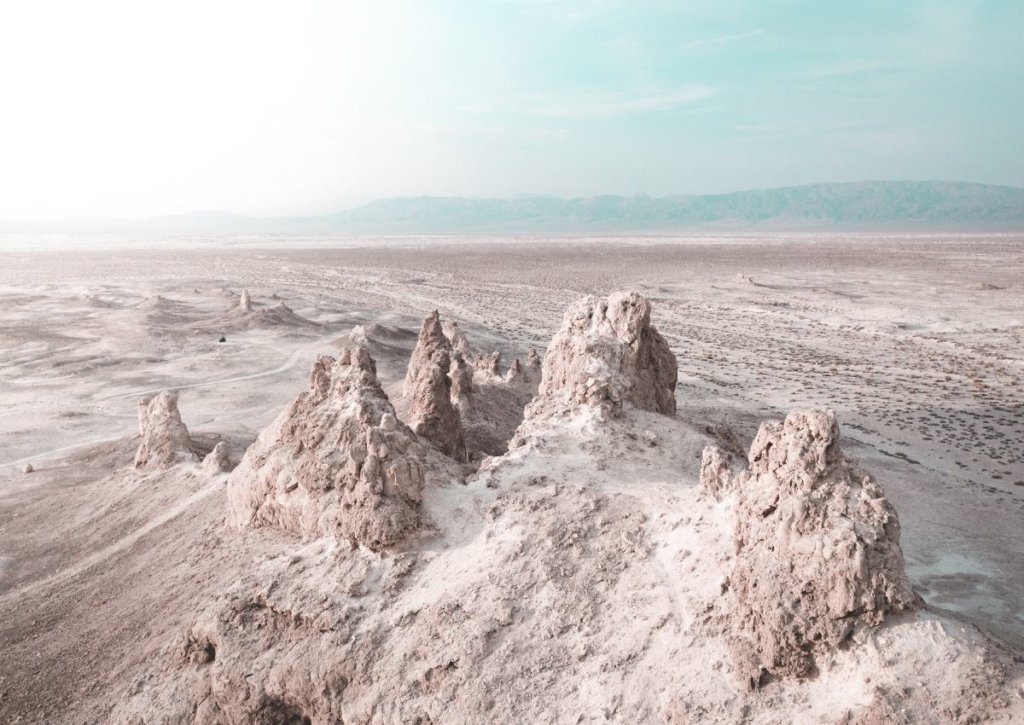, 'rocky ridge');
113,291,1024,724
226,346,435,551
